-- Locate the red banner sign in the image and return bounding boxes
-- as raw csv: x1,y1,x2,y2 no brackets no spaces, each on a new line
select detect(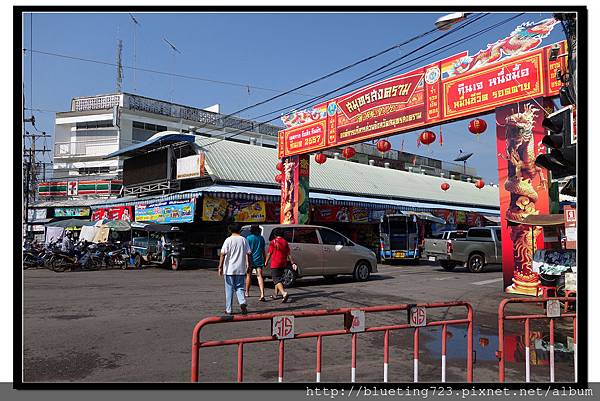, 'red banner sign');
92,206,133,222
278,40,566,158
